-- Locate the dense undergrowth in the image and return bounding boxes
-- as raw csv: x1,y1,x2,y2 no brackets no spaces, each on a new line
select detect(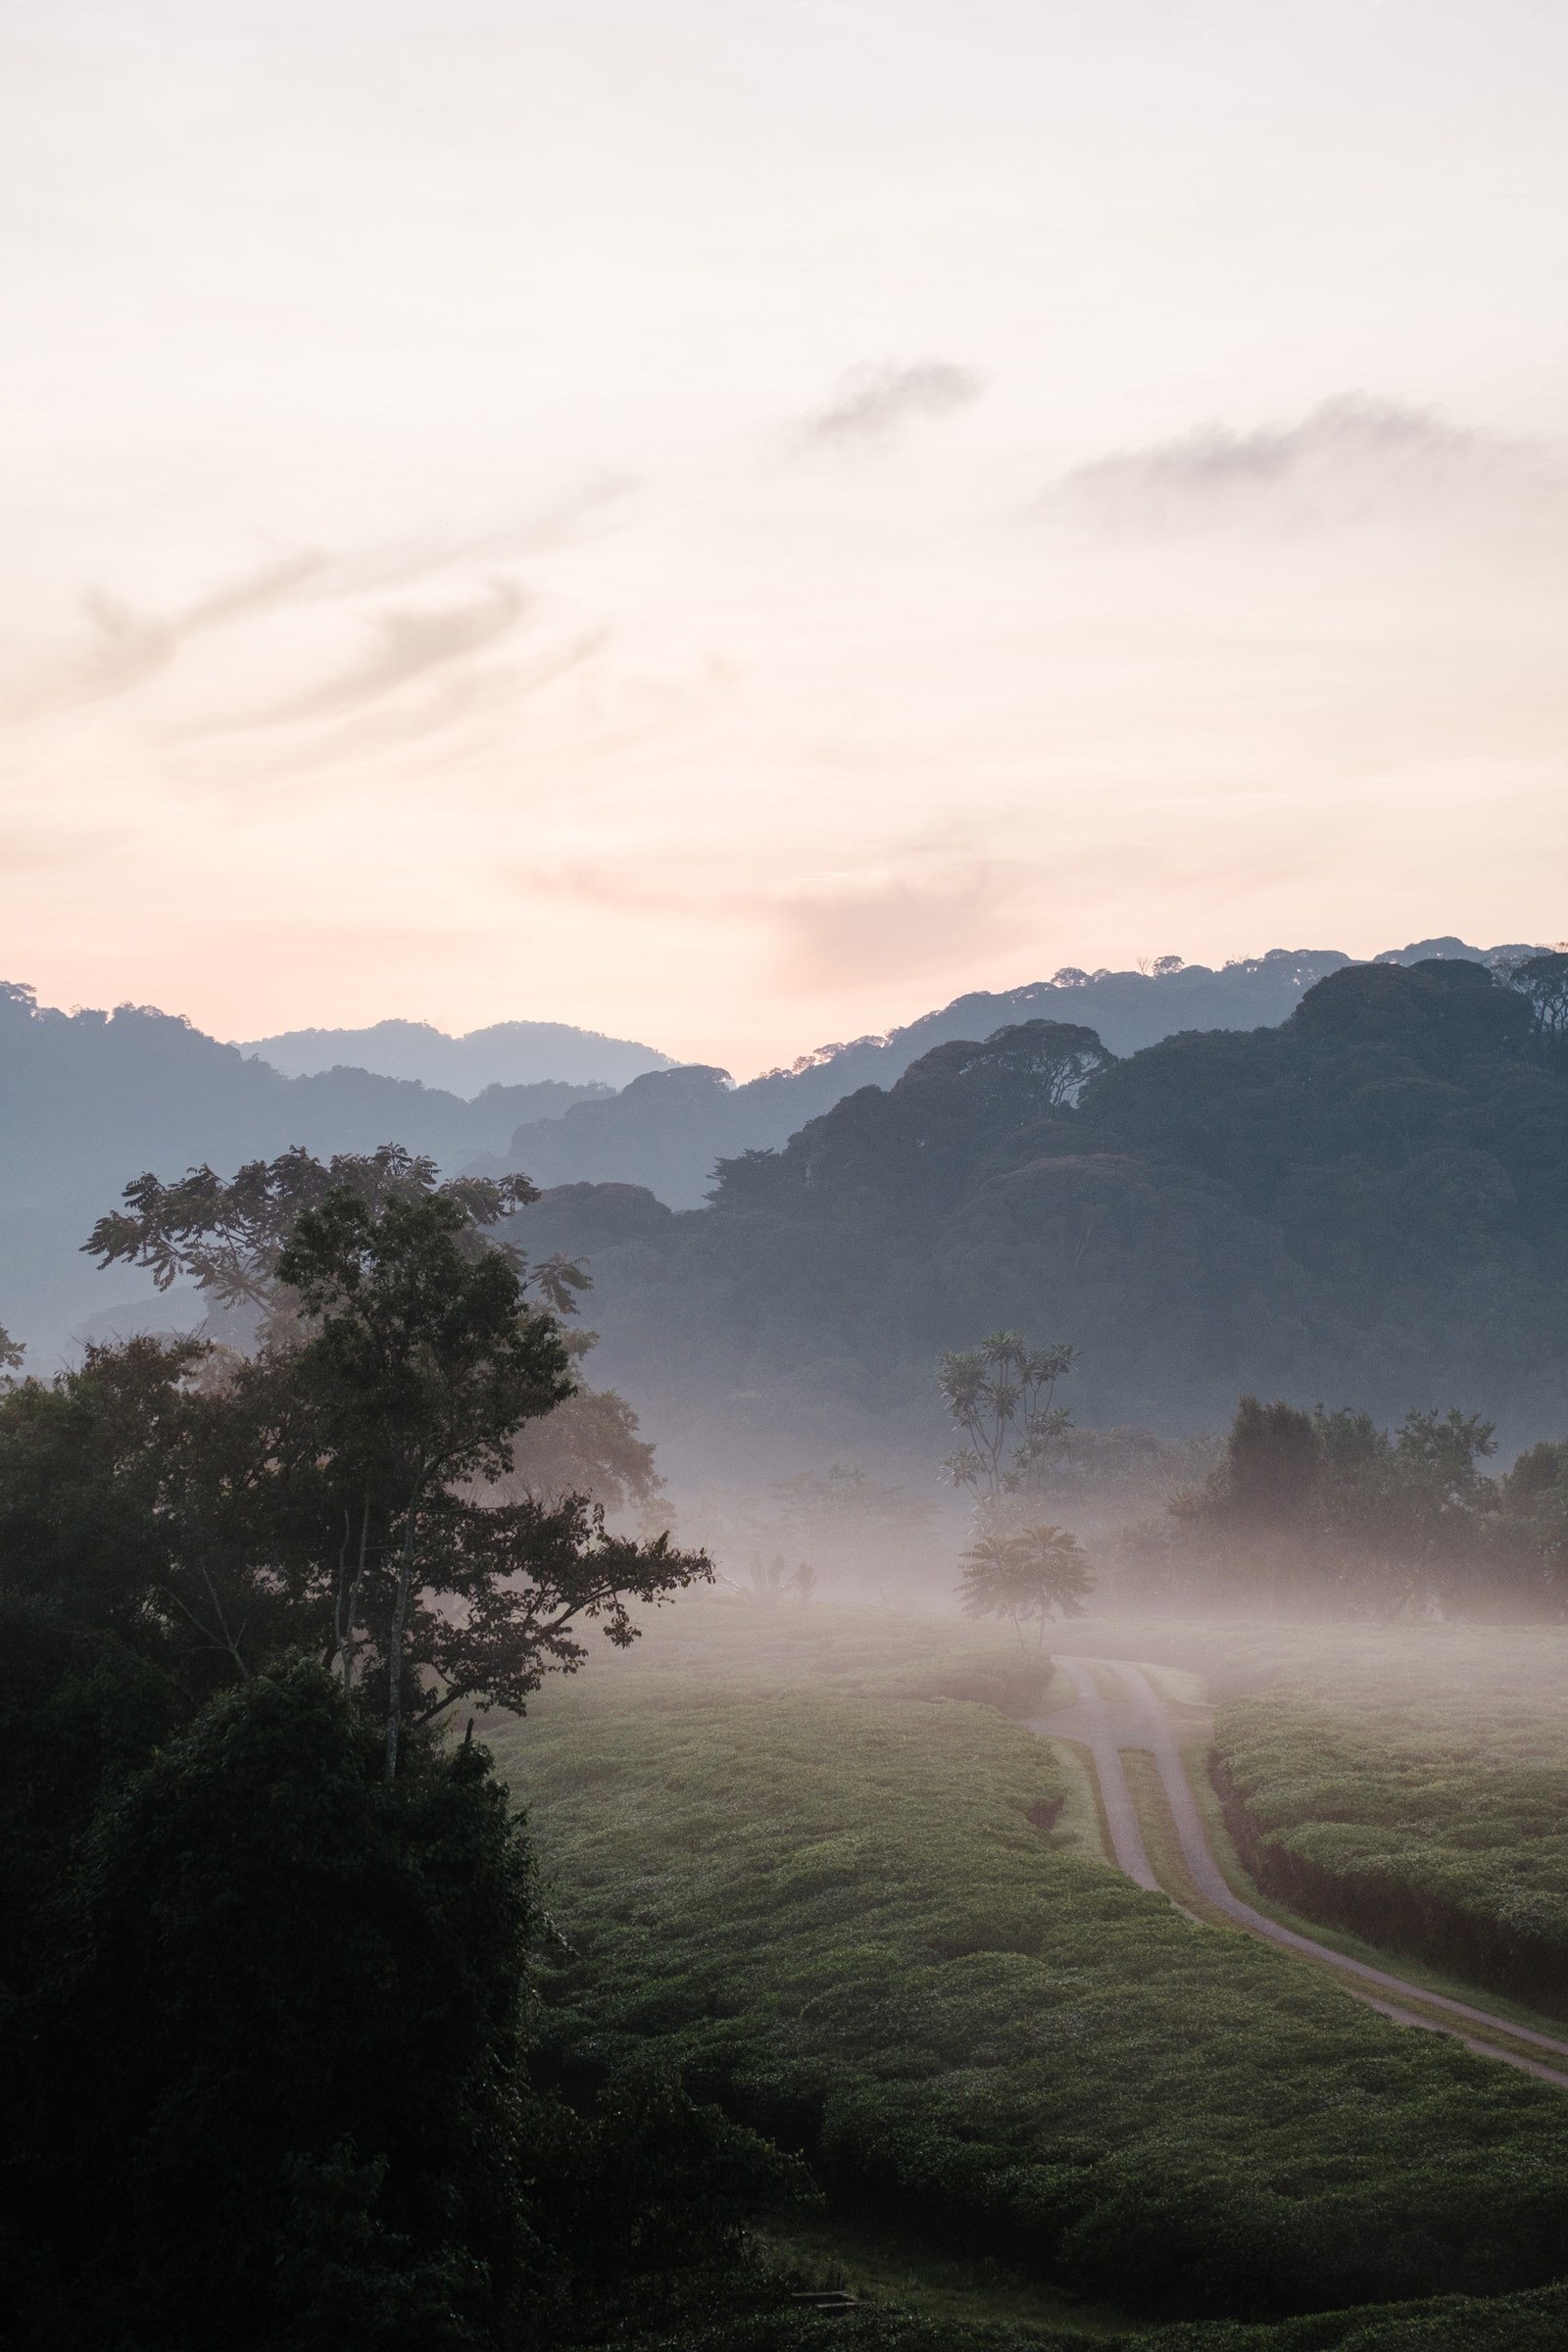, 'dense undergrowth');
493,1601,1568,2328
1210,1646,1568,2013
